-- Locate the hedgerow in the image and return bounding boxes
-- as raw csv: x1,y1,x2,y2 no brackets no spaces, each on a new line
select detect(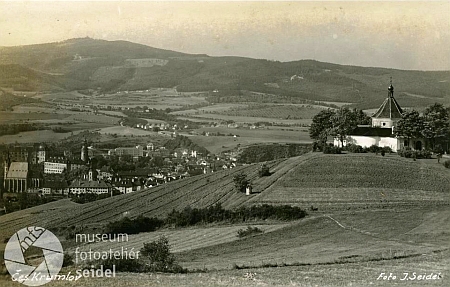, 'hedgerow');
105,215,164,235
166,204,307,227
323,145,342,154
105,204,307,233
398,148,432,159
